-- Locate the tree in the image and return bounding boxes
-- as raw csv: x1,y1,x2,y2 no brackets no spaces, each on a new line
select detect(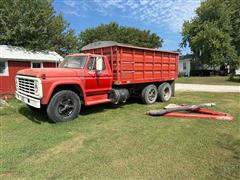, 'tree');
181,0,240,79
0,0,77,55
78,22,163,49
